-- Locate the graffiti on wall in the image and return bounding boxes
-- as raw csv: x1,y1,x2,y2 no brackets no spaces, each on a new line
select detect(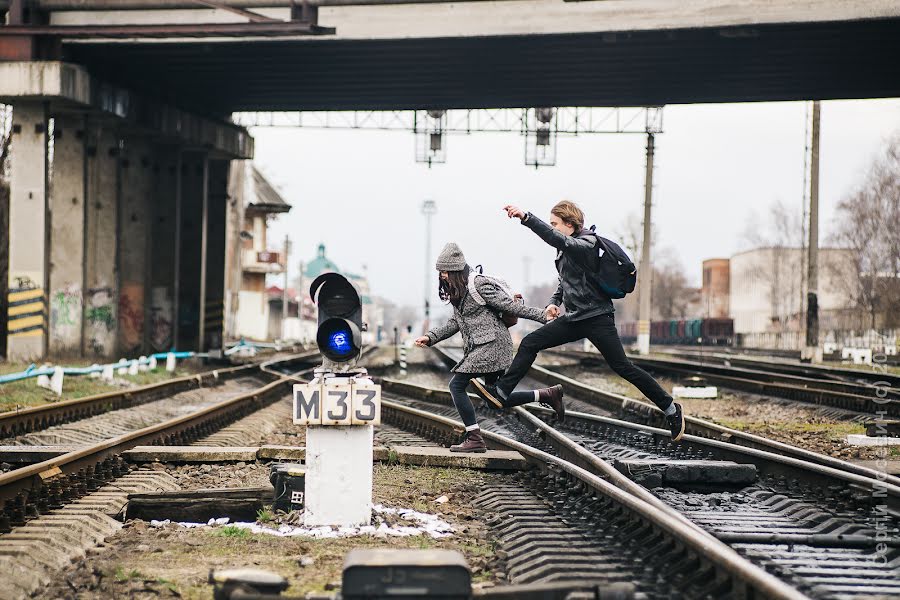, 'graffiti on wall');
150,286,173,351
118,284,144,353
51,284,82,328
85,285,115,355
